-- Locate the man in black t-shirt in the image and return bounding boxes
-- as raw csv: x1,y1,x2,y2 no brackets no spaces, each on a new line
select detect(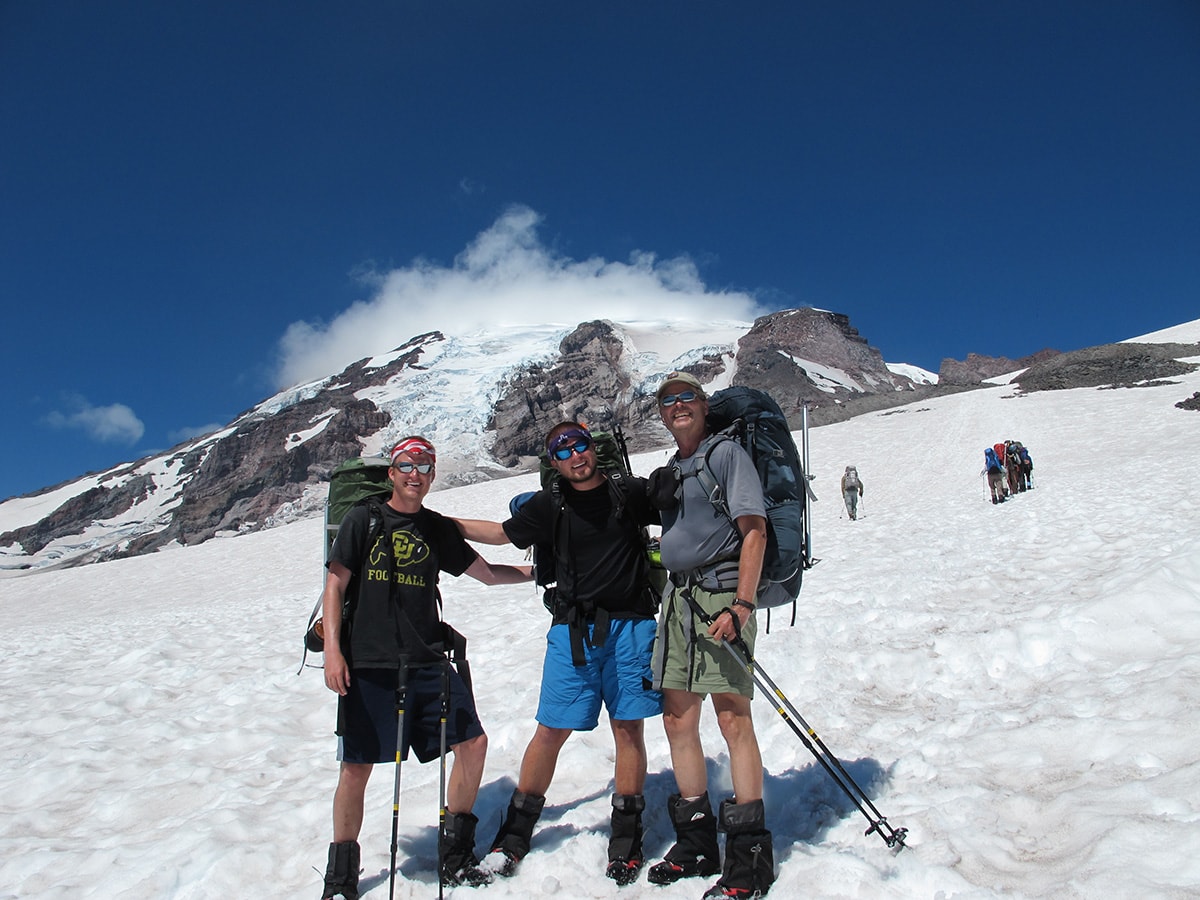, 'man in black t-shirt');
318,437,532,900
454,421,662,885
